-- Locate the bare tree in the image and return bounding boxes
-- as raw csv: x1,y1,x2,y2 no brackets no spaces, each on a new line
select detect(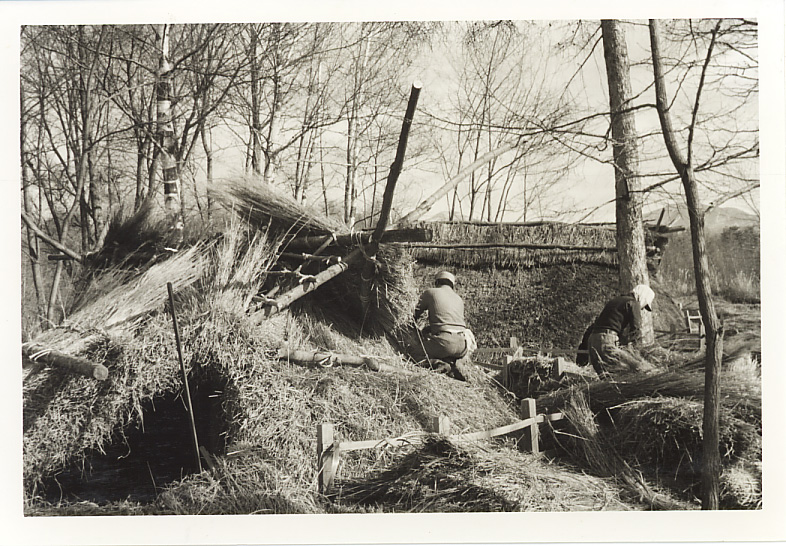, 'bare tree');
649,17,727,510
